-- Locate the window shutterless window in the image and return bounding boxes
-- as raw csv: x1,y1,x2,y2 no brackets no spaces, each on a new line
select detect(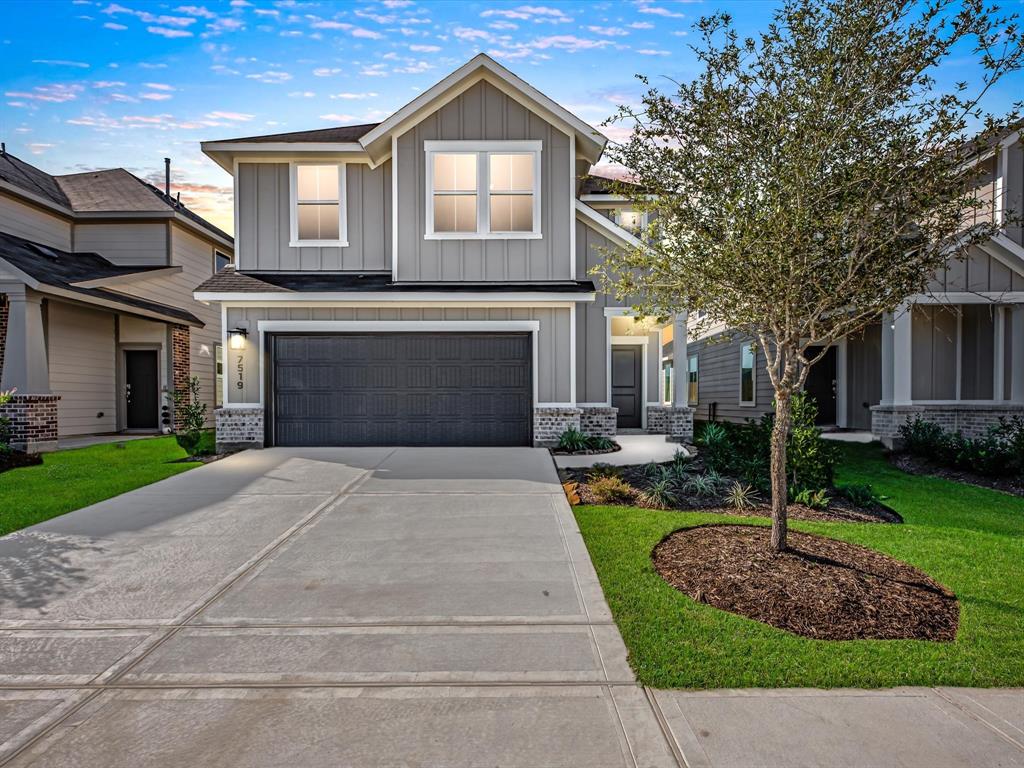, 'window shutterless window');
215,344,224,408
290,163,346,246
425,141,541,239
215,251,232,272
688,353,699,405
740,343,756,405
